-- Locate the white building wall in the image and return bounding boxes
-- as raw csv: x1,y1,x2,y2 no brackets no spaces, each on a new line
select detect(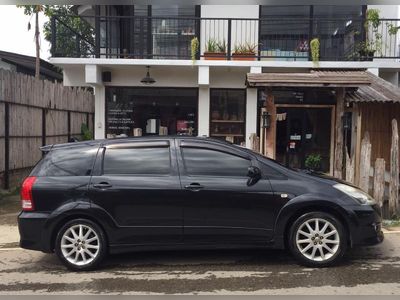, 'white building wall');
198,86,210,136
94,85,106,139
